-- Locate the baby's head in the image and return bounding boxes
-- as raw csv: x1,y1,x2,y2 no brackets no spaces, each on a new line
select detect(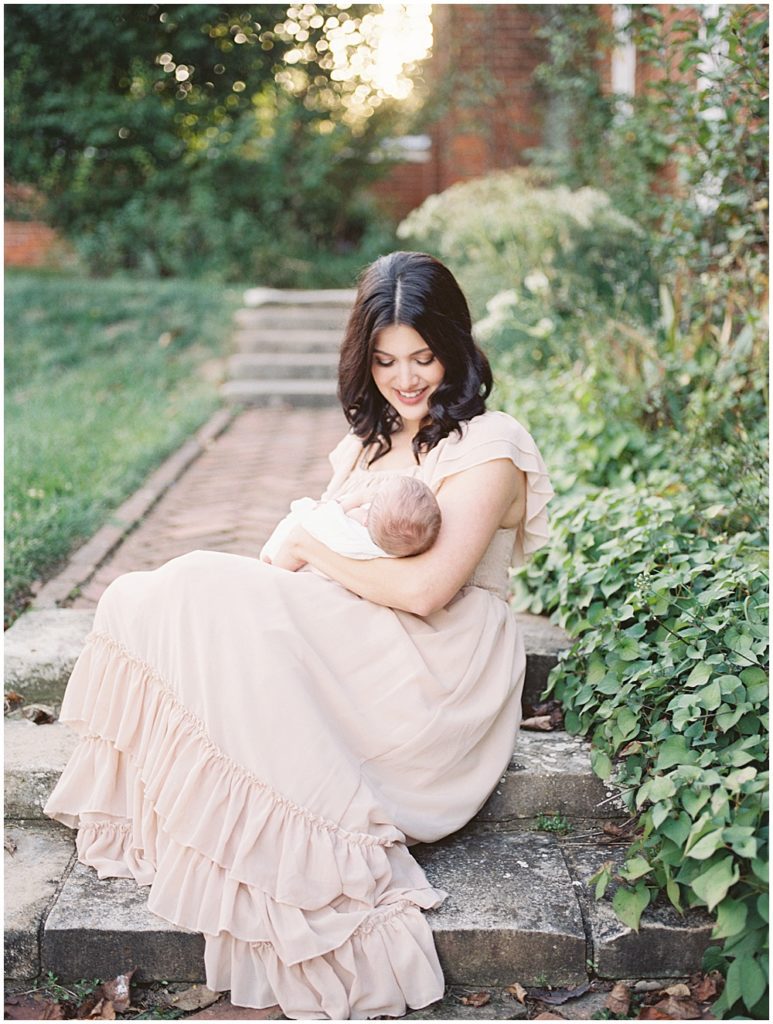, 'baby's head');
367,477,441,557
